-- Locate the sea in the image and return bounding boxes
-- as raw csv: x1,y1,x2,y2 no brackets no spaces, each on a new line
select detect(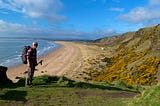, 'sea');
0,37,61,67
